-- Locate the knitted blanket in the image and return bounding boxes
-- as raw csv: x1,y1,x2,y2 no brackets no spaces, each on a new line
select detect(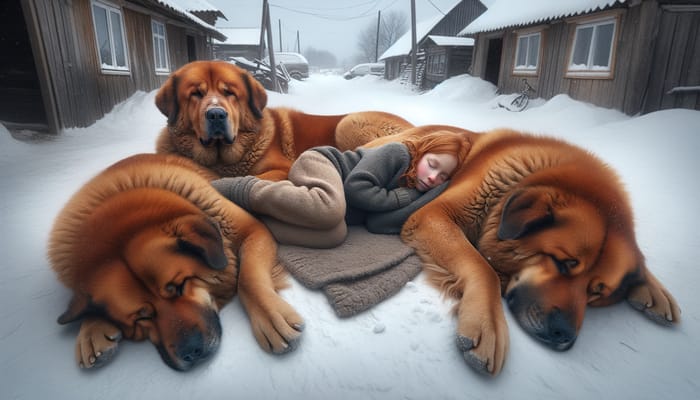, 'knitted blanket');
277,226,422,318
